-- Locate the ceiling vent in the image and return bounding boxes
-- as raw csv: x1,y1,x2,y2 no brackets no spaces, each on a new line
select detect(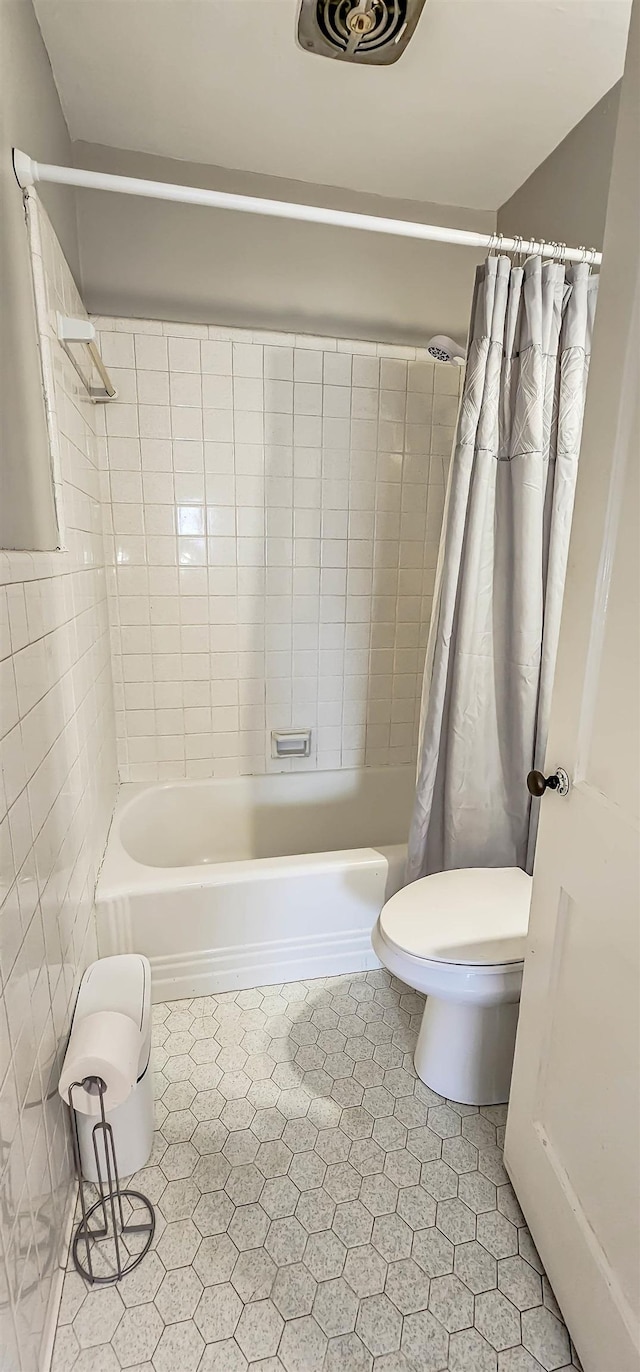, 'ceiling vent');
297,0,428,65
